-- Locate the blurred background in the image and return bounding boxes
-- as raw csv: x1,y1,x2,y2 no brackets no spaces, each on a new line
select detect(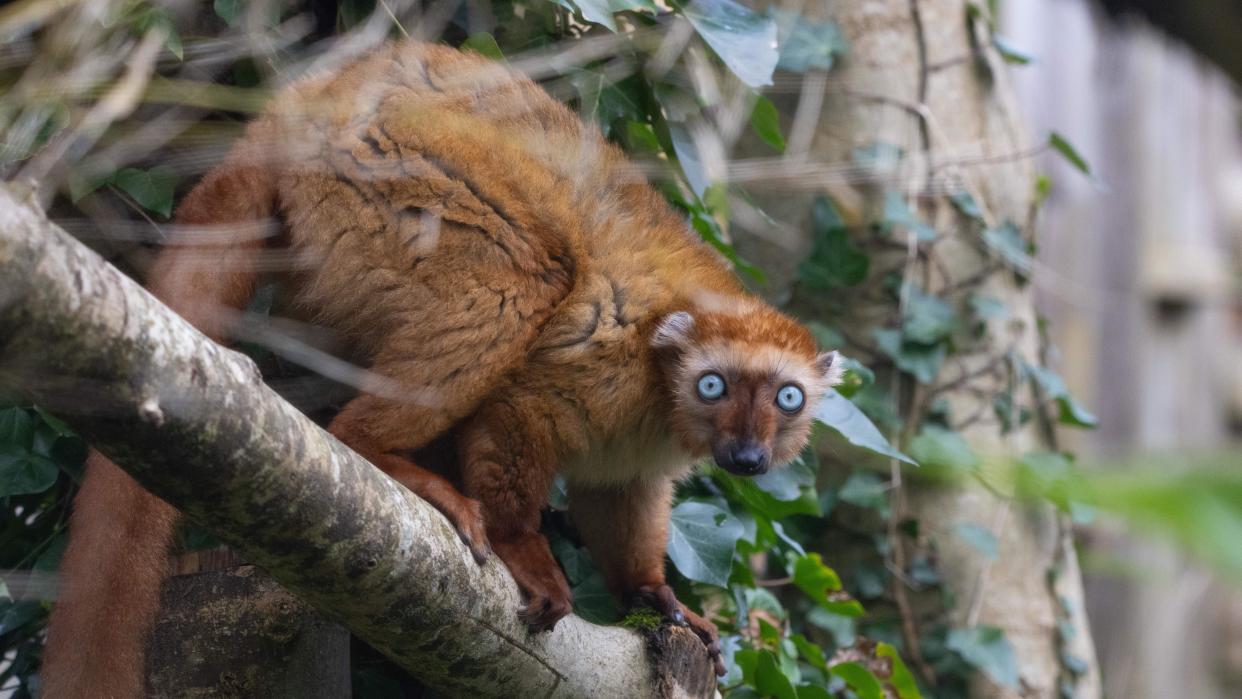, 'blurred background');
1005,2,1242,698
0,0,1240,698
